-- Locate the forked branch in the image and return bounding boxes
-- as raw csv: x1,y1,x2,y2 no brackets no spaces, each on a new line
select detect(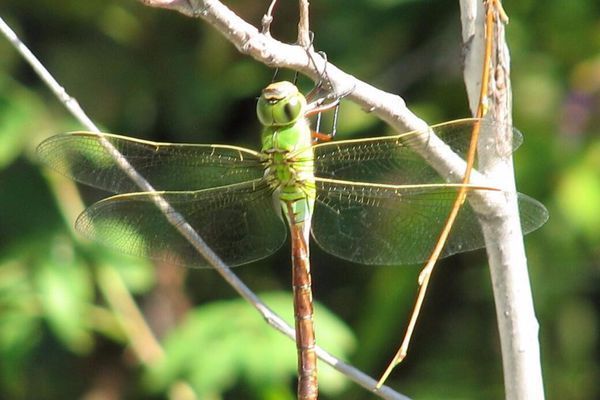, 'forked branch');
460,1,545,399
